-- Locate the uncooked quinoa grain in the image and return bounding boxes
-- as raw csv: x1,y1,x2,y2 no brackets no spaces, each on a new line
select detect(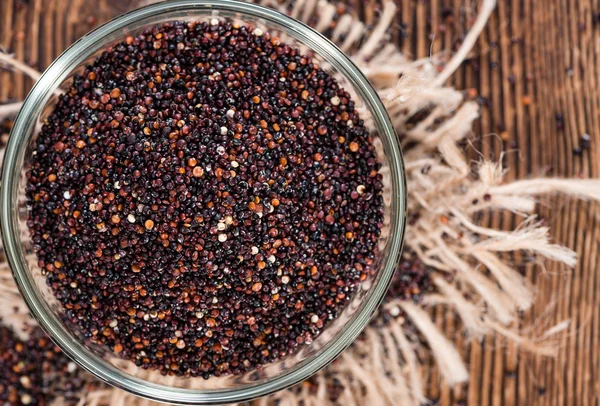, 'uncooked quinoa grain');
26,21,383,378
0,324,87,405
